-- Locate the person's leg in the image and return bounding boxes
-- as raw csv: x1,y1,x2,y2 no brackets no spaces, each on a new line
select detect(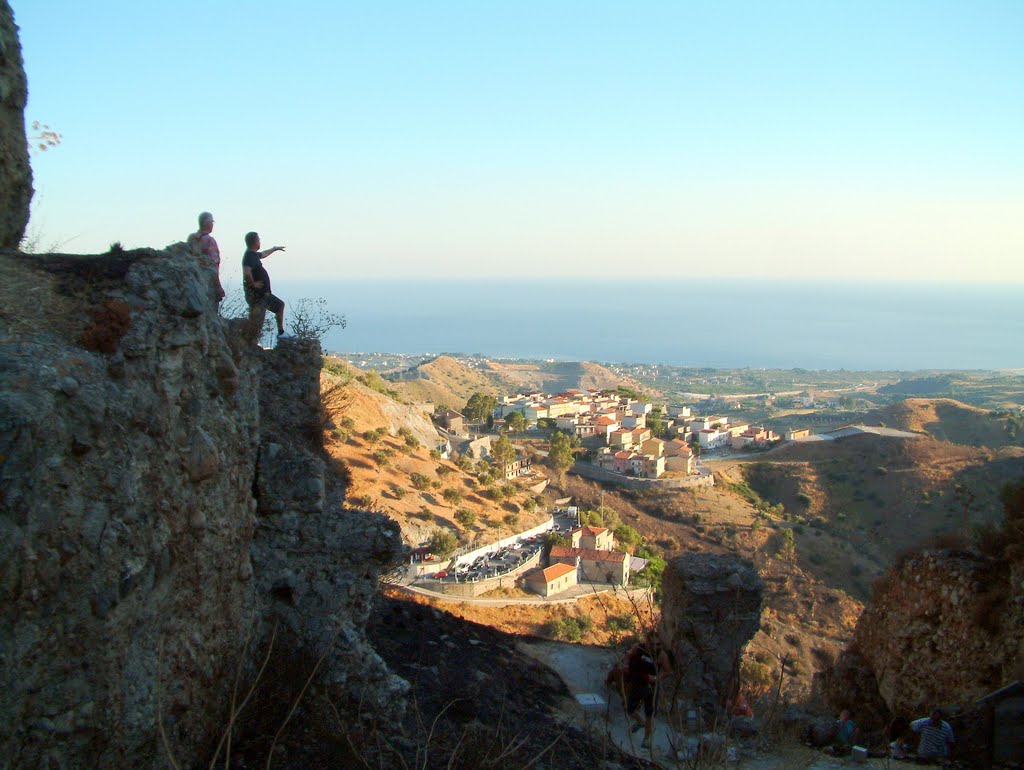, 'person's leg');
268,295,288,336
642,691,654,748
